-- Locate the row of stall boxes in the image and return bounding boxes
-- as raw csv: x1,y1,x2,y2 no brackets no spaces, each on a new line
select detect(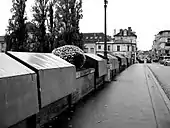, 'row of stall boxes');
96,52,132,76
0,51,131,128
